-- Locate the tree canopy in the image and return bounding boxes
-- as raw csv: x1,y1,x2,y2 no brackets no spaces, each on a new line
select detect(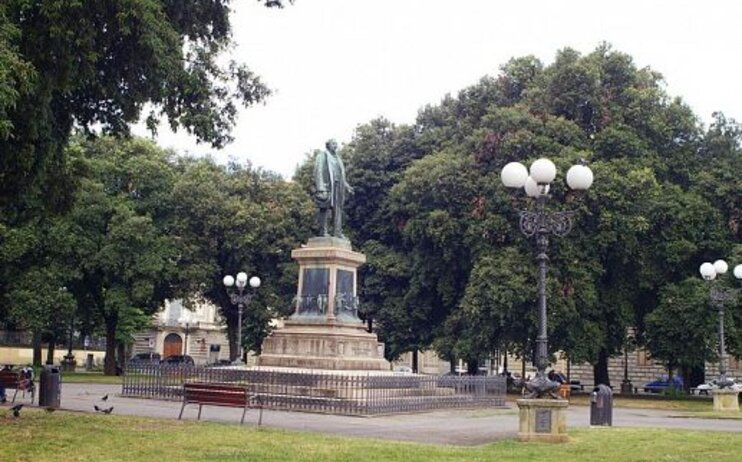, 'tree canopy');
333,43,740,383
0,0,283,221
